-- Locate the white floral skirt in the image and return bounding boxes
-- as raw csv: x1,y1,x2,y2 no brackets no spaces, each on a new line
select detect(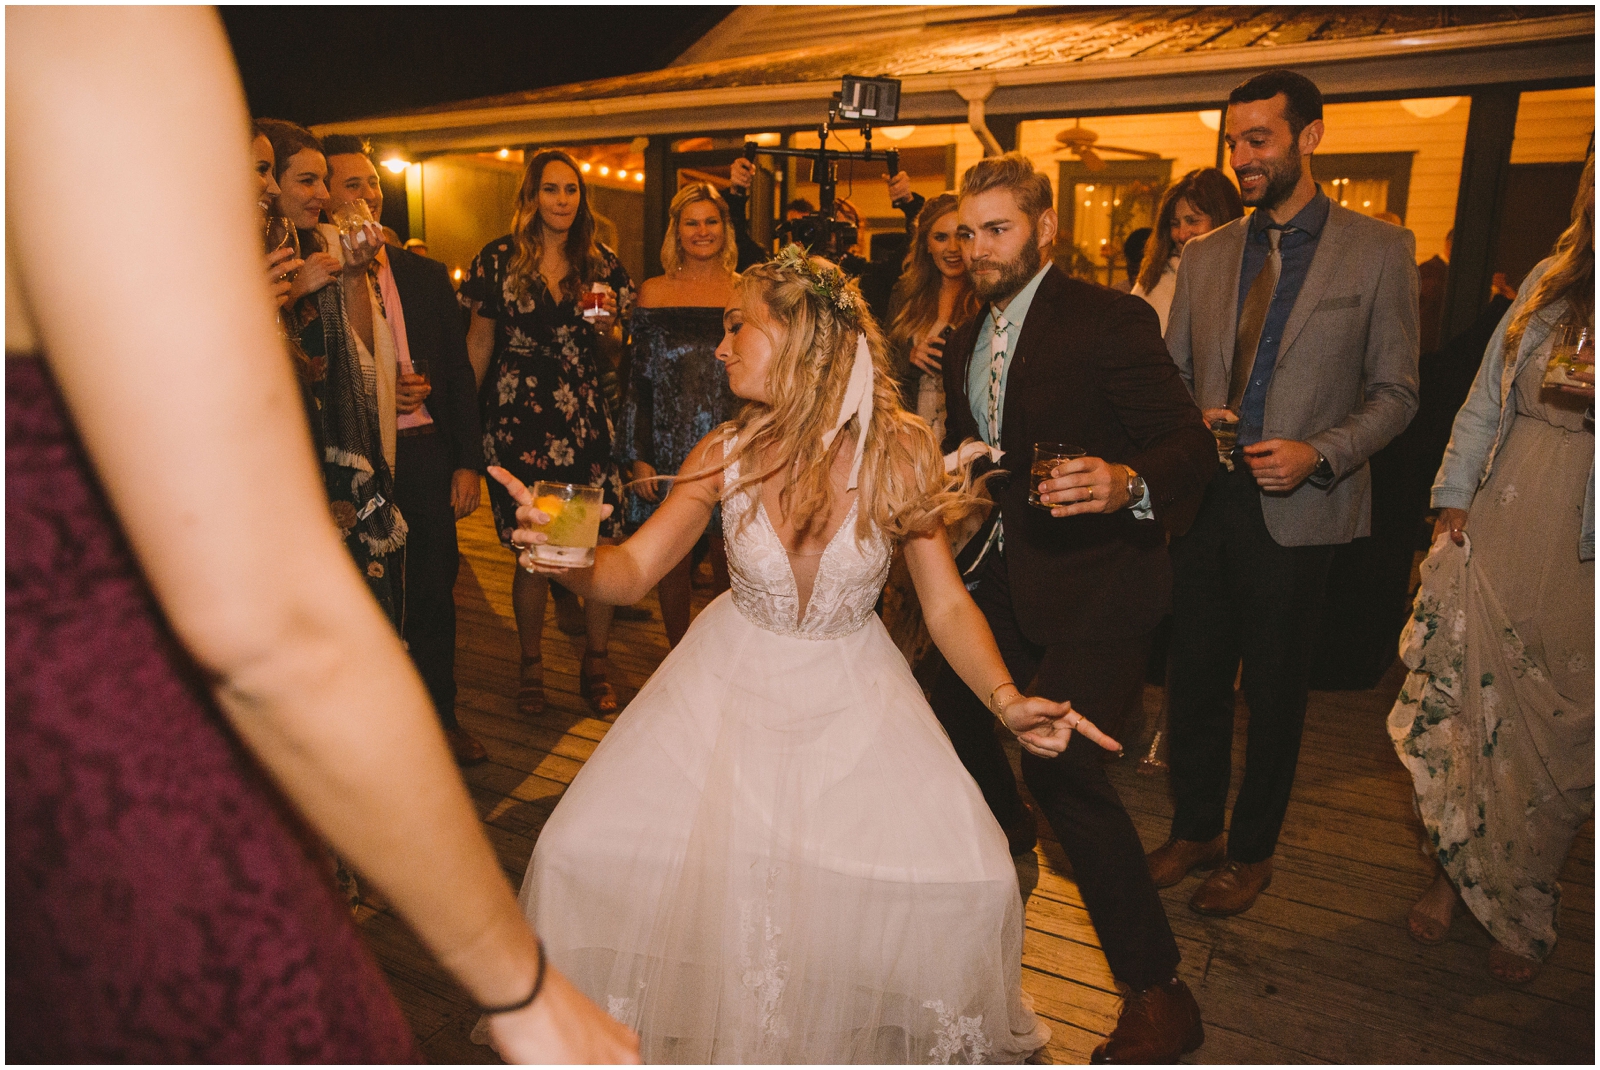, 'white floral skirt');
514,594,1048,1063
1390,408,1594,961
